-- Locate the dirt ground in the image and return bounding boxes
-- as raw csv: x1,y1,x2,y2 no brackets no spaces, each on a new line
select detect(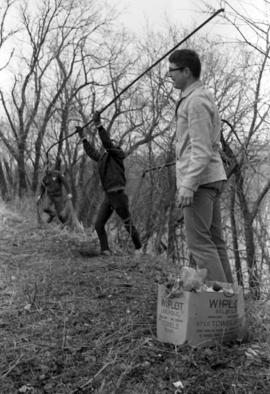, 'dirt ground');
1,200,270,394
